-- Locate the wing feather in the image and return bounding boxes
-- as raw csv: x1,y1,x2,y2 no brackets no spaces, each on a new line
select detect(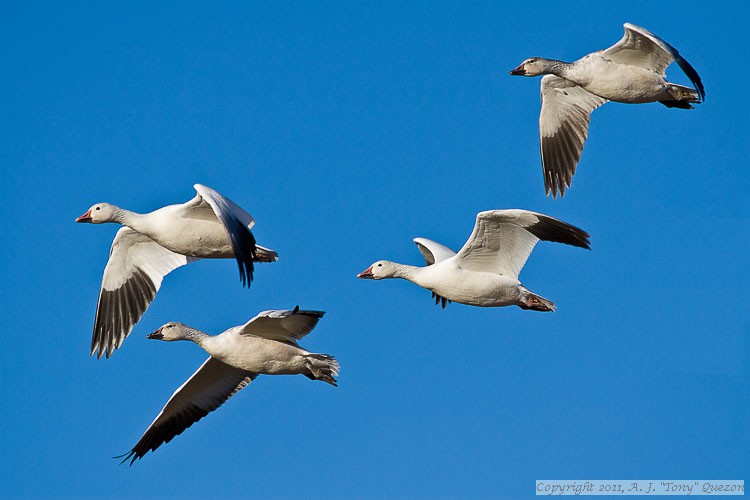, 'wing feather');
91,228,196,358
119,357,255,465
539,76,607,197
602,23,704,101
455,210,590,279
192,184,261,287
412,237,456,266
237,308,325,345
